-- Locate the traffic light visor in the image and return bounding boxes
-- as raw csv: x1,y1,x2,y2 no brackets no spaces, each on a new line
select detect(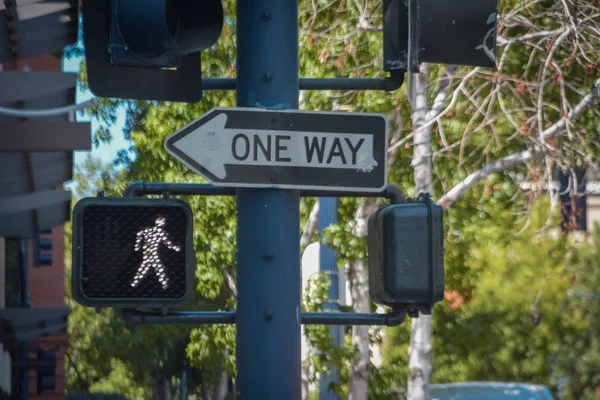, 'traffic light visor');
115,0,224,59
